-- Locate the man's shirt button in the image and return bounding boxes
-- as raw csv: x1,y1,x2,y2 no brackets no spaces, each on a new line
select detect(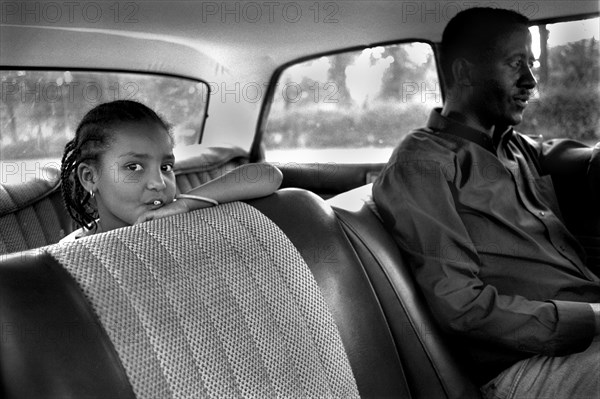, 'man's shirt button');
539,211,545,217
